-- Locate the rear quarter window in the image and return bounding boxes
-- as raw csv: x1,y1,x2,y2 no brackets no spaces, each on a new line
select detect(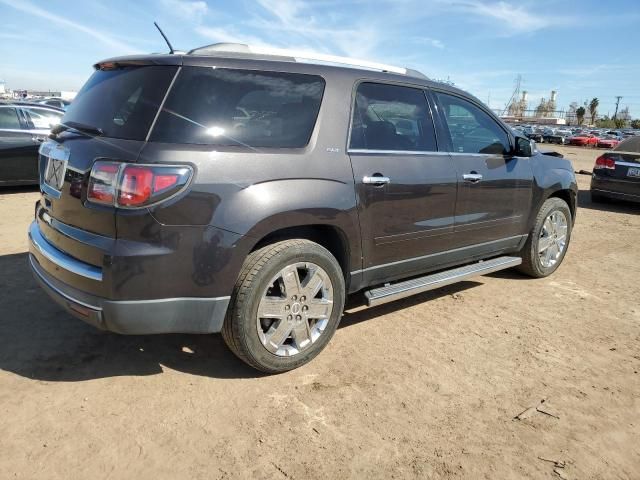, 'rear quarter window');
150,67,325,148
